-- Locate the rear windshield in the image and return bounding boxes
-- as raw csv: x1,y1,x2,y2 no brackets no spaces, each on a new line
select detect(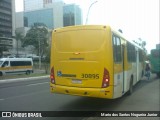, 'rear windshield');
54,30,105,52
